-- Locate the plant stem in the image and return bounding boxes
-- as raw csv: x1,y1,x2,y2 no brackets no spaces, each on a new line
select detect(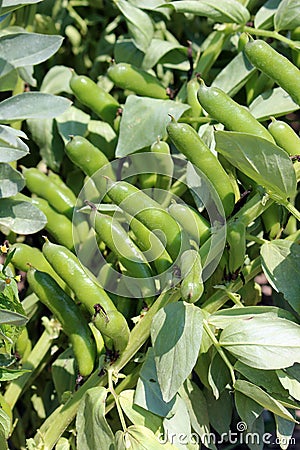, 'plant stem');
178,116,212,124
203,319,236,385
243,26,300,50
108,369,127,432
246,233,267,245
